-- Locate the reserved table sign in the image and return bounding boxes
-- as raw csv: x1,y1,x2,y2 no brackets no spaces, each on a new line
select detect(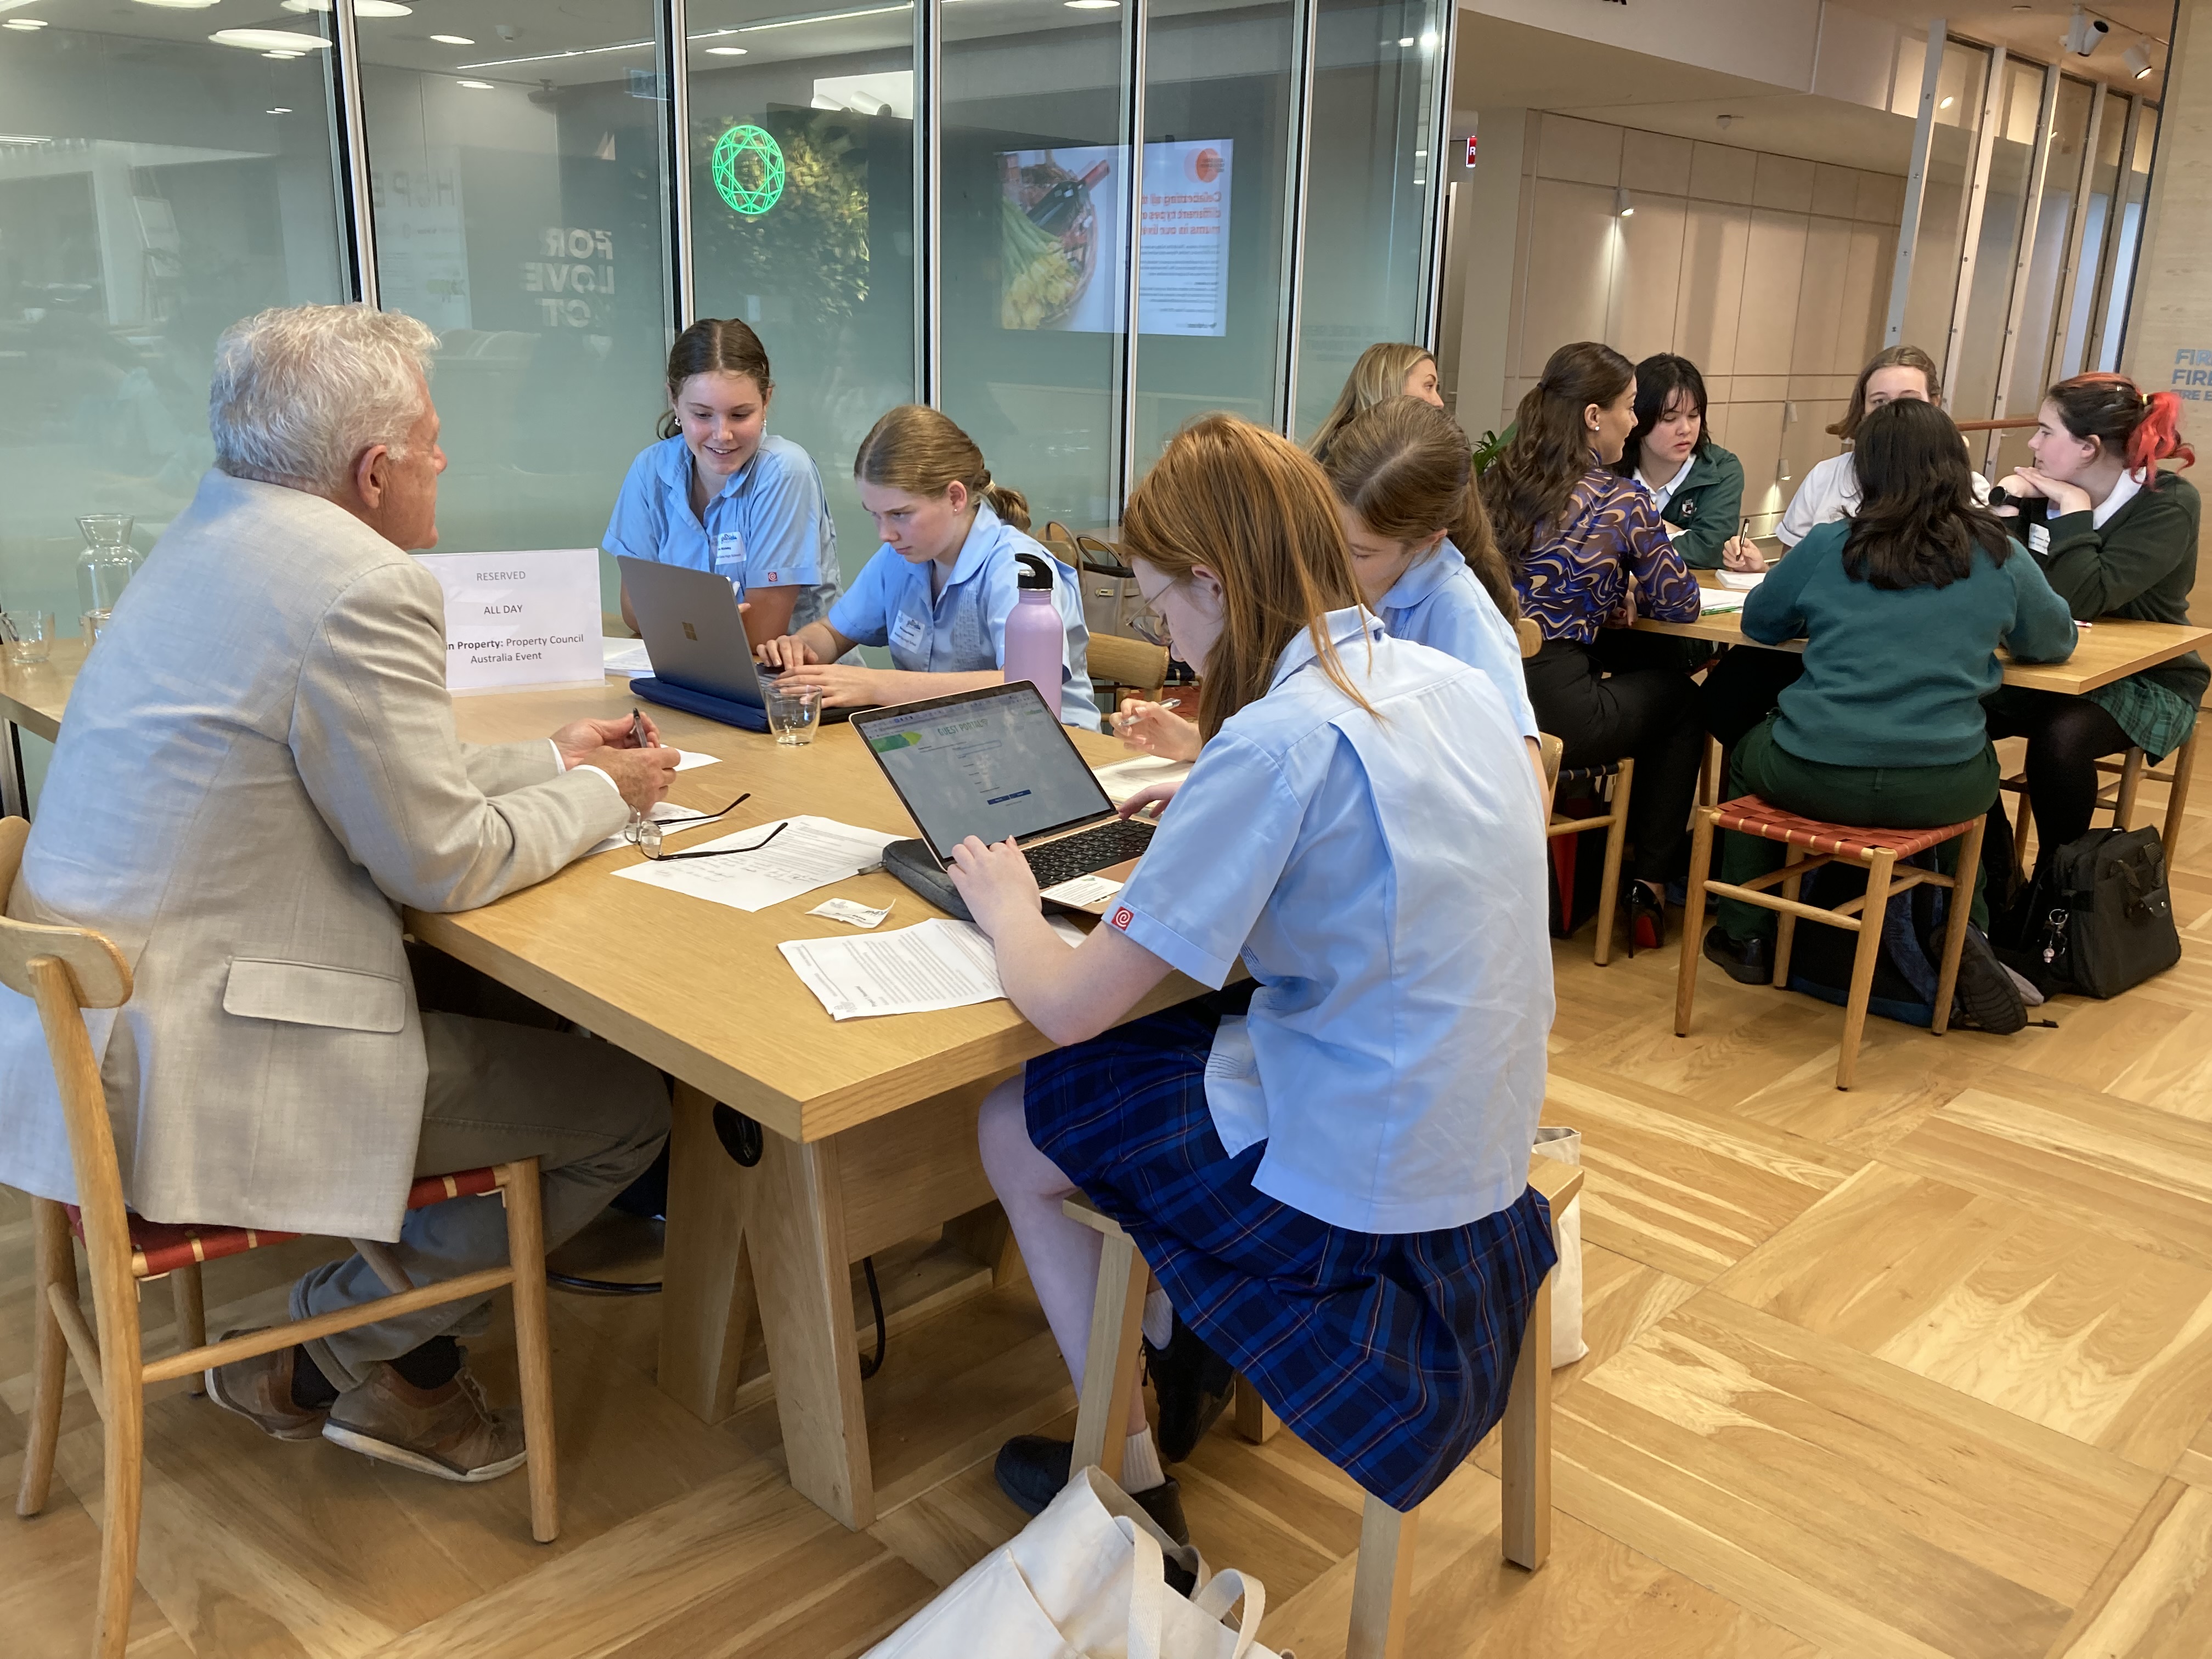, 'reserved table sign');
416,548,604,693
